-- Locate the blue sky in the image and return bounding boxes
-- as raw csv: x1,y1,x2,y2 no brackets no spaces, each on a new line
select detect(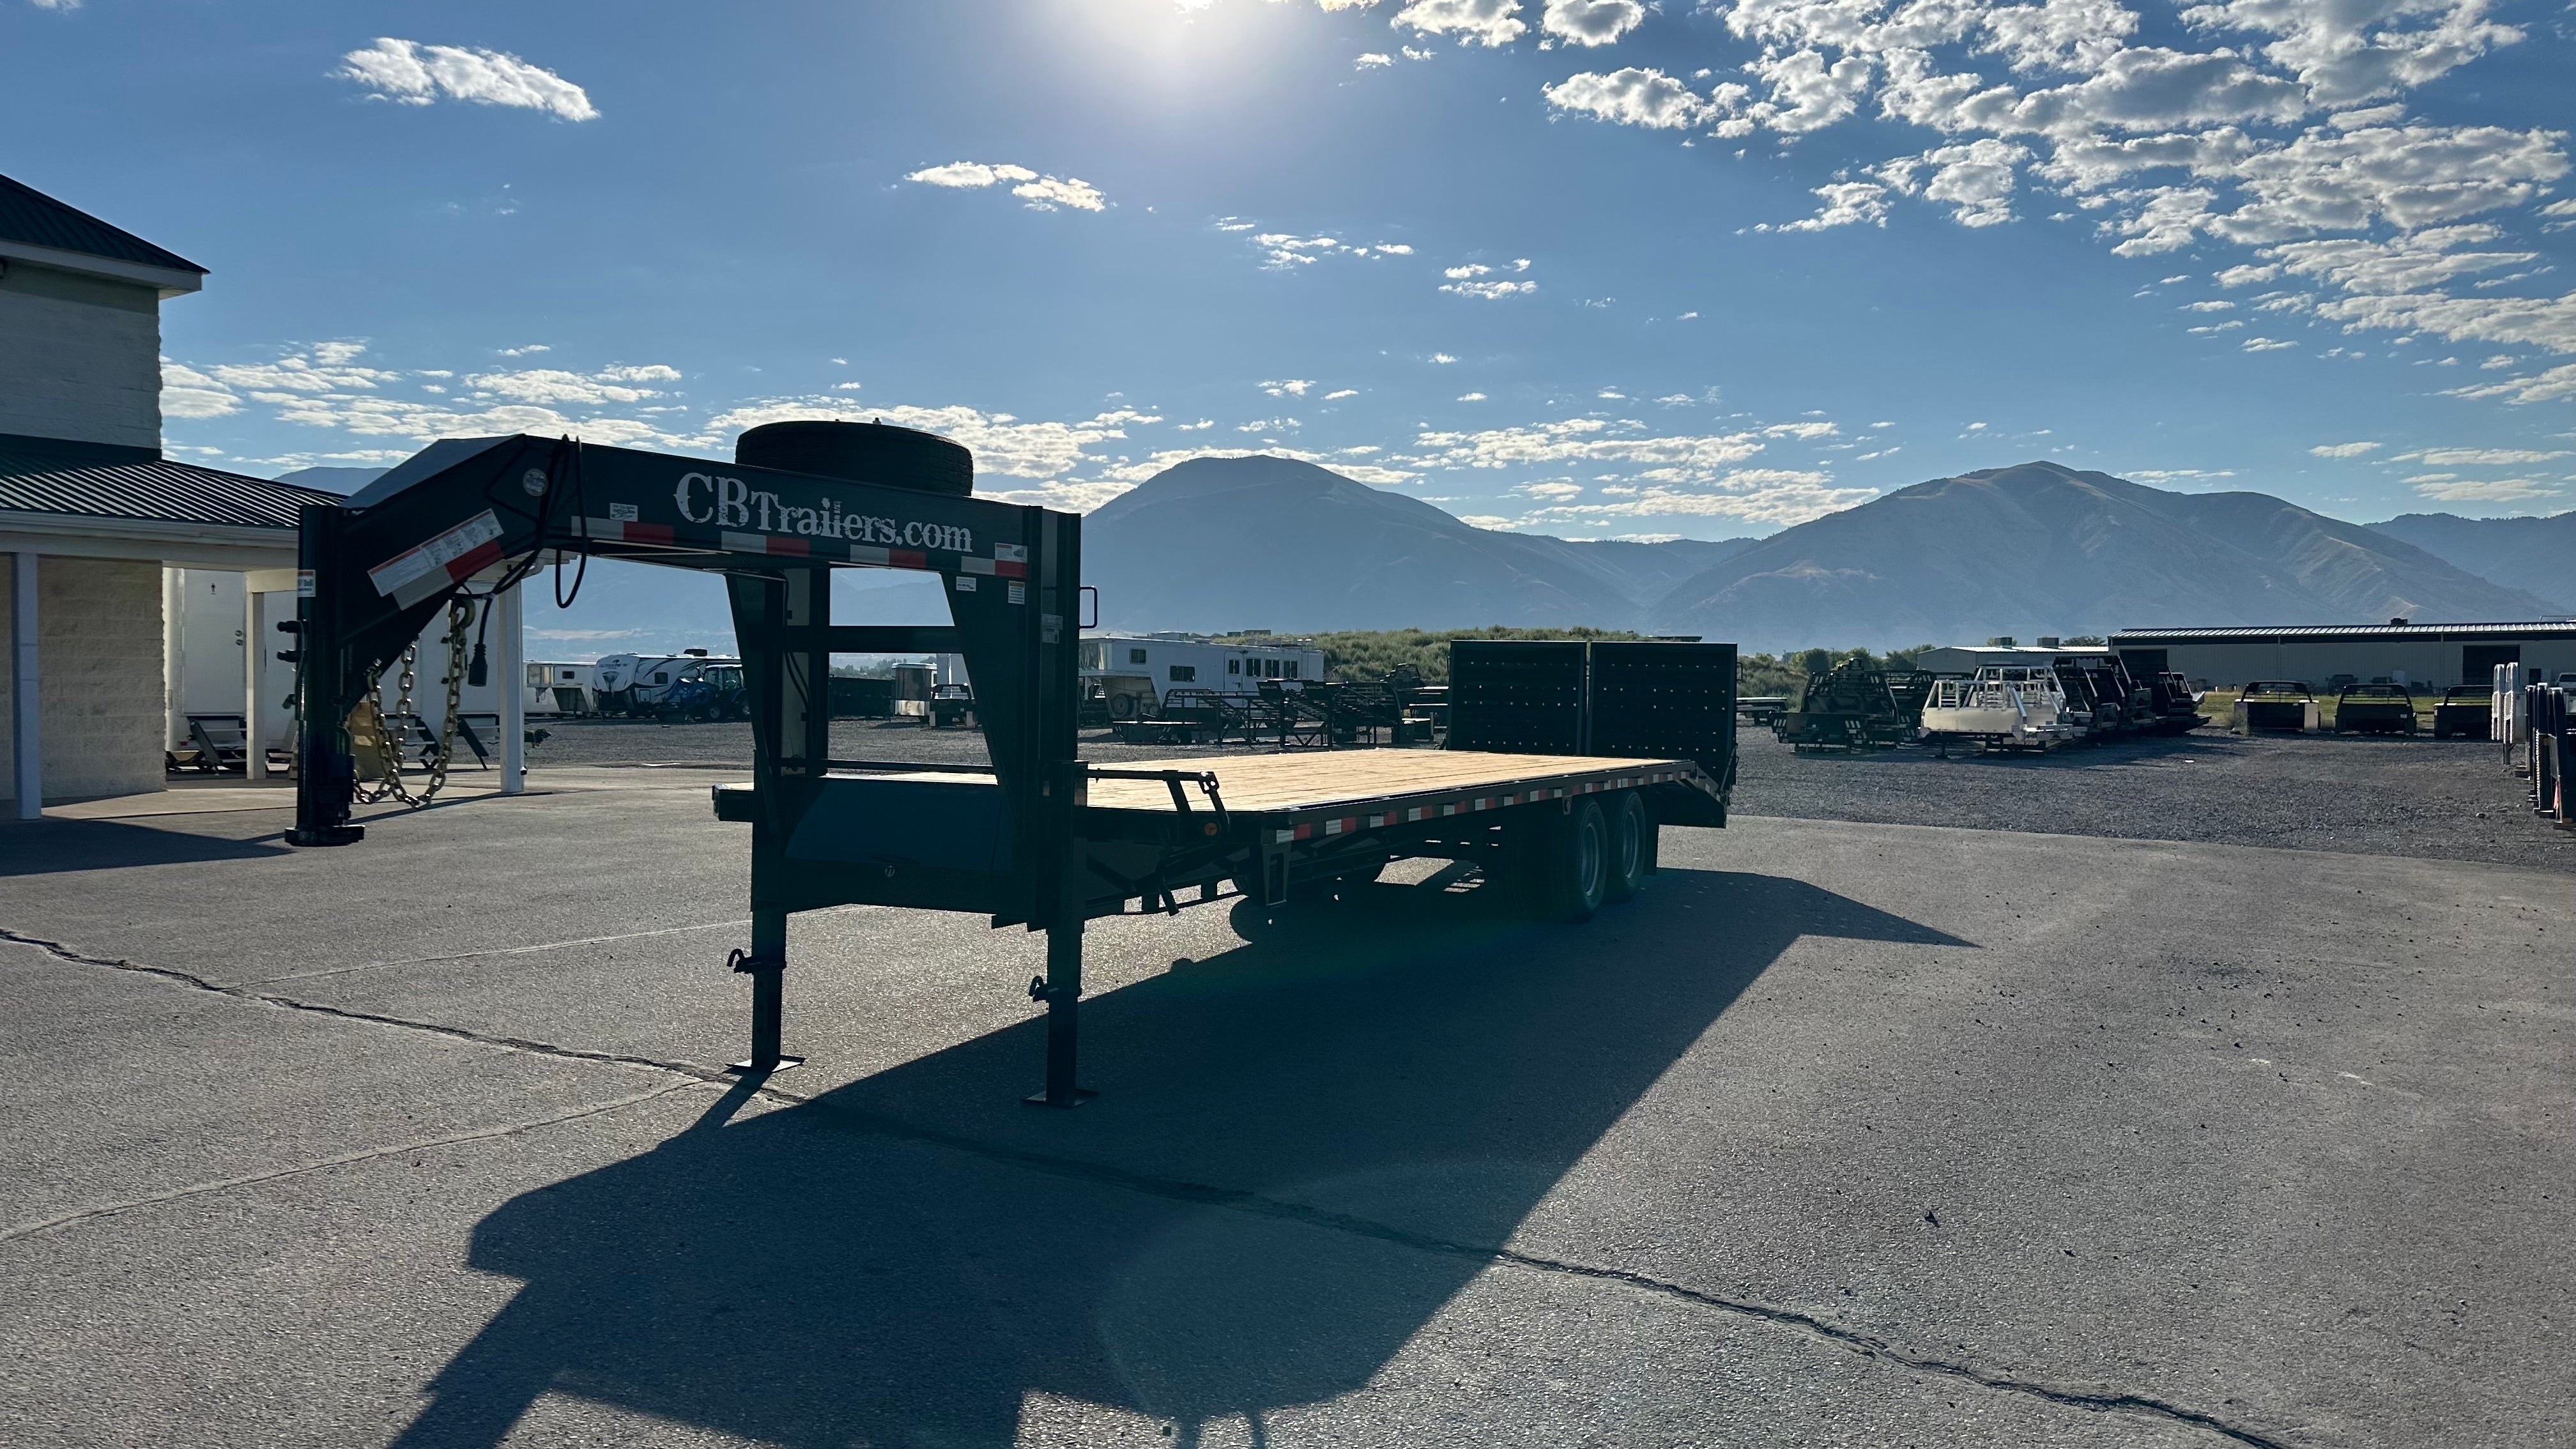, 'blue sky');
8,0,2573,536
